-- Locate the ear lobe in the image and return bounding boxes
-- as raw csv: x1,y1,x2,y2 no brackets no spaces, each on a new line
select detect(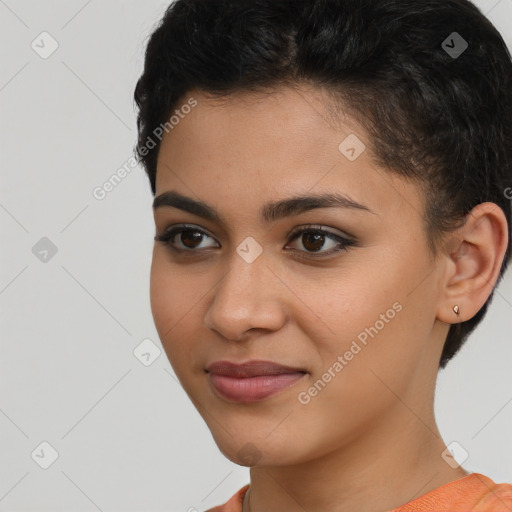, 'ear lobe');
437,202,509,324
